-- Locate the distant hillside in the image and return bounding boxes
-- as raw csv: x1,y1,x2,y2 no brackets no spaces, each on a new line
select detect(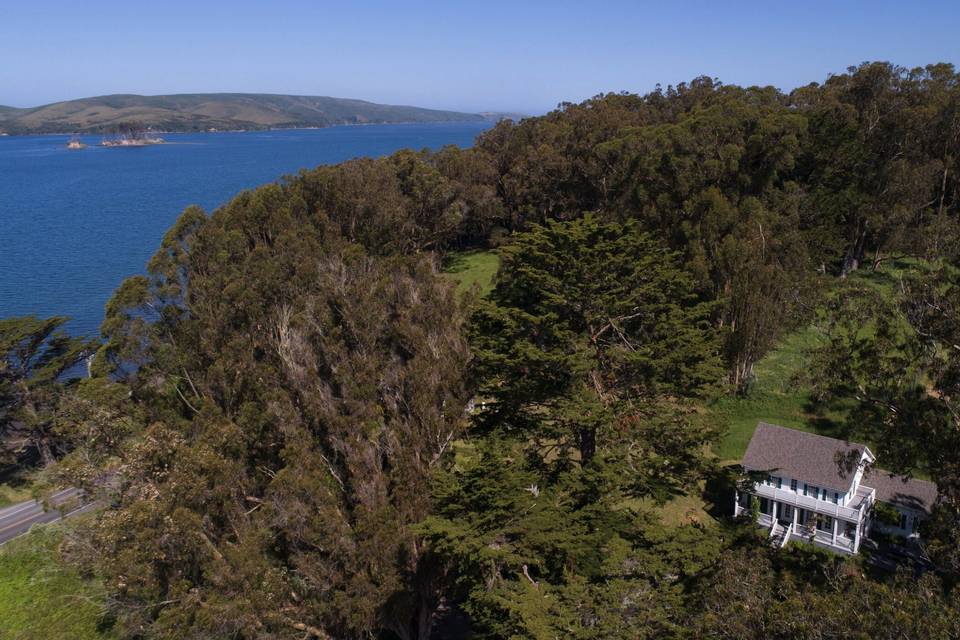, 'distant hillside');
0,93,488,134
477,111,529,122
